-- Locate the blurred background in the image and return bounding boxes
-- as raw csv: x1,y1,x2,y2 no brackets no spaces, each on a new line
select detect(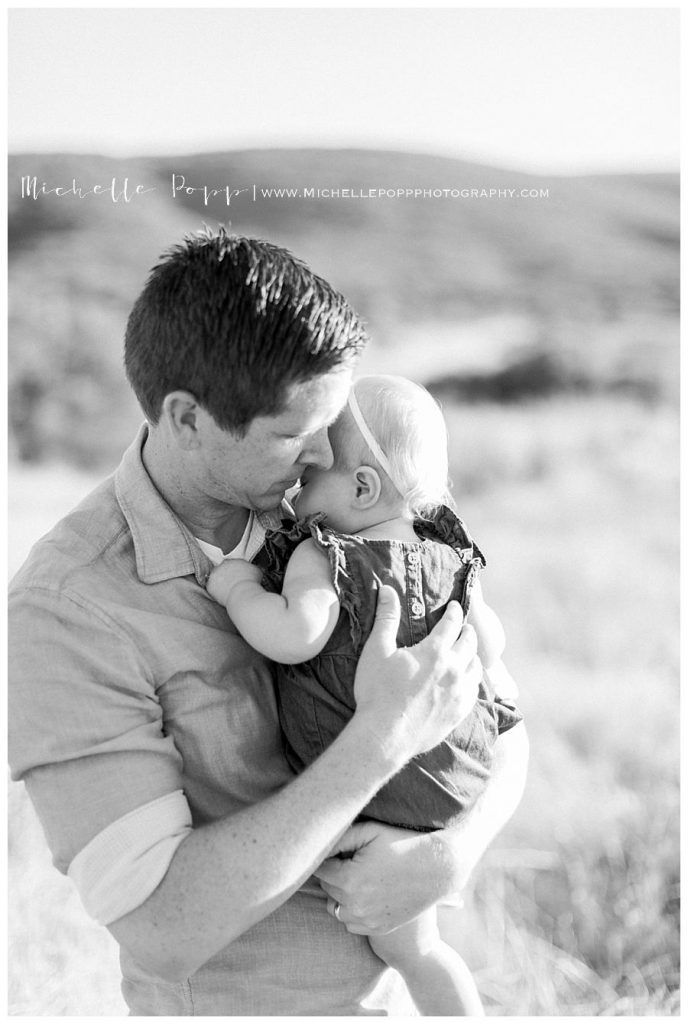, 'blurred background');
7,7,680,1016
